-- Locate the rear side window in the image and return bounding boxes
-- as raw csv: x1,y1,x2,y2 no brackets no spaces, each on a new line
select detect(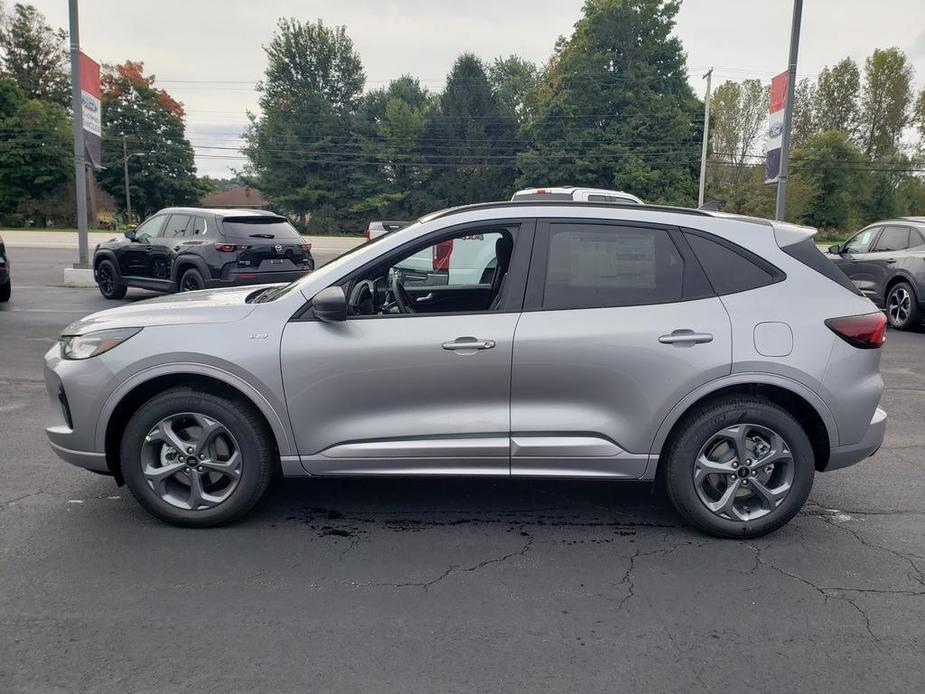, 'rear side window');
163,214,191,238
221,217,301,241
543,224,684,309
781,238,863,296
684,232,781,295
912,229,925,248
873,226,910,252
189,216,208,237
